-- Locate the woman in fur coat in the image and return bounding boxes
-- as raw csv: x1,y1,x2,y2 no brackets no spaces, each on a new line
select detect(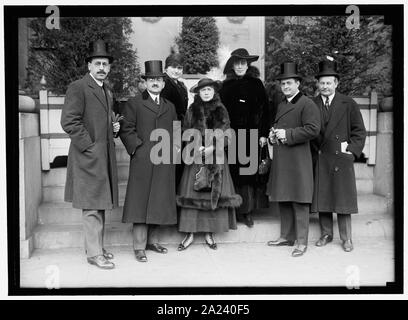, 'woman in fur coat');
176,78,242,250
219,48,270,228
